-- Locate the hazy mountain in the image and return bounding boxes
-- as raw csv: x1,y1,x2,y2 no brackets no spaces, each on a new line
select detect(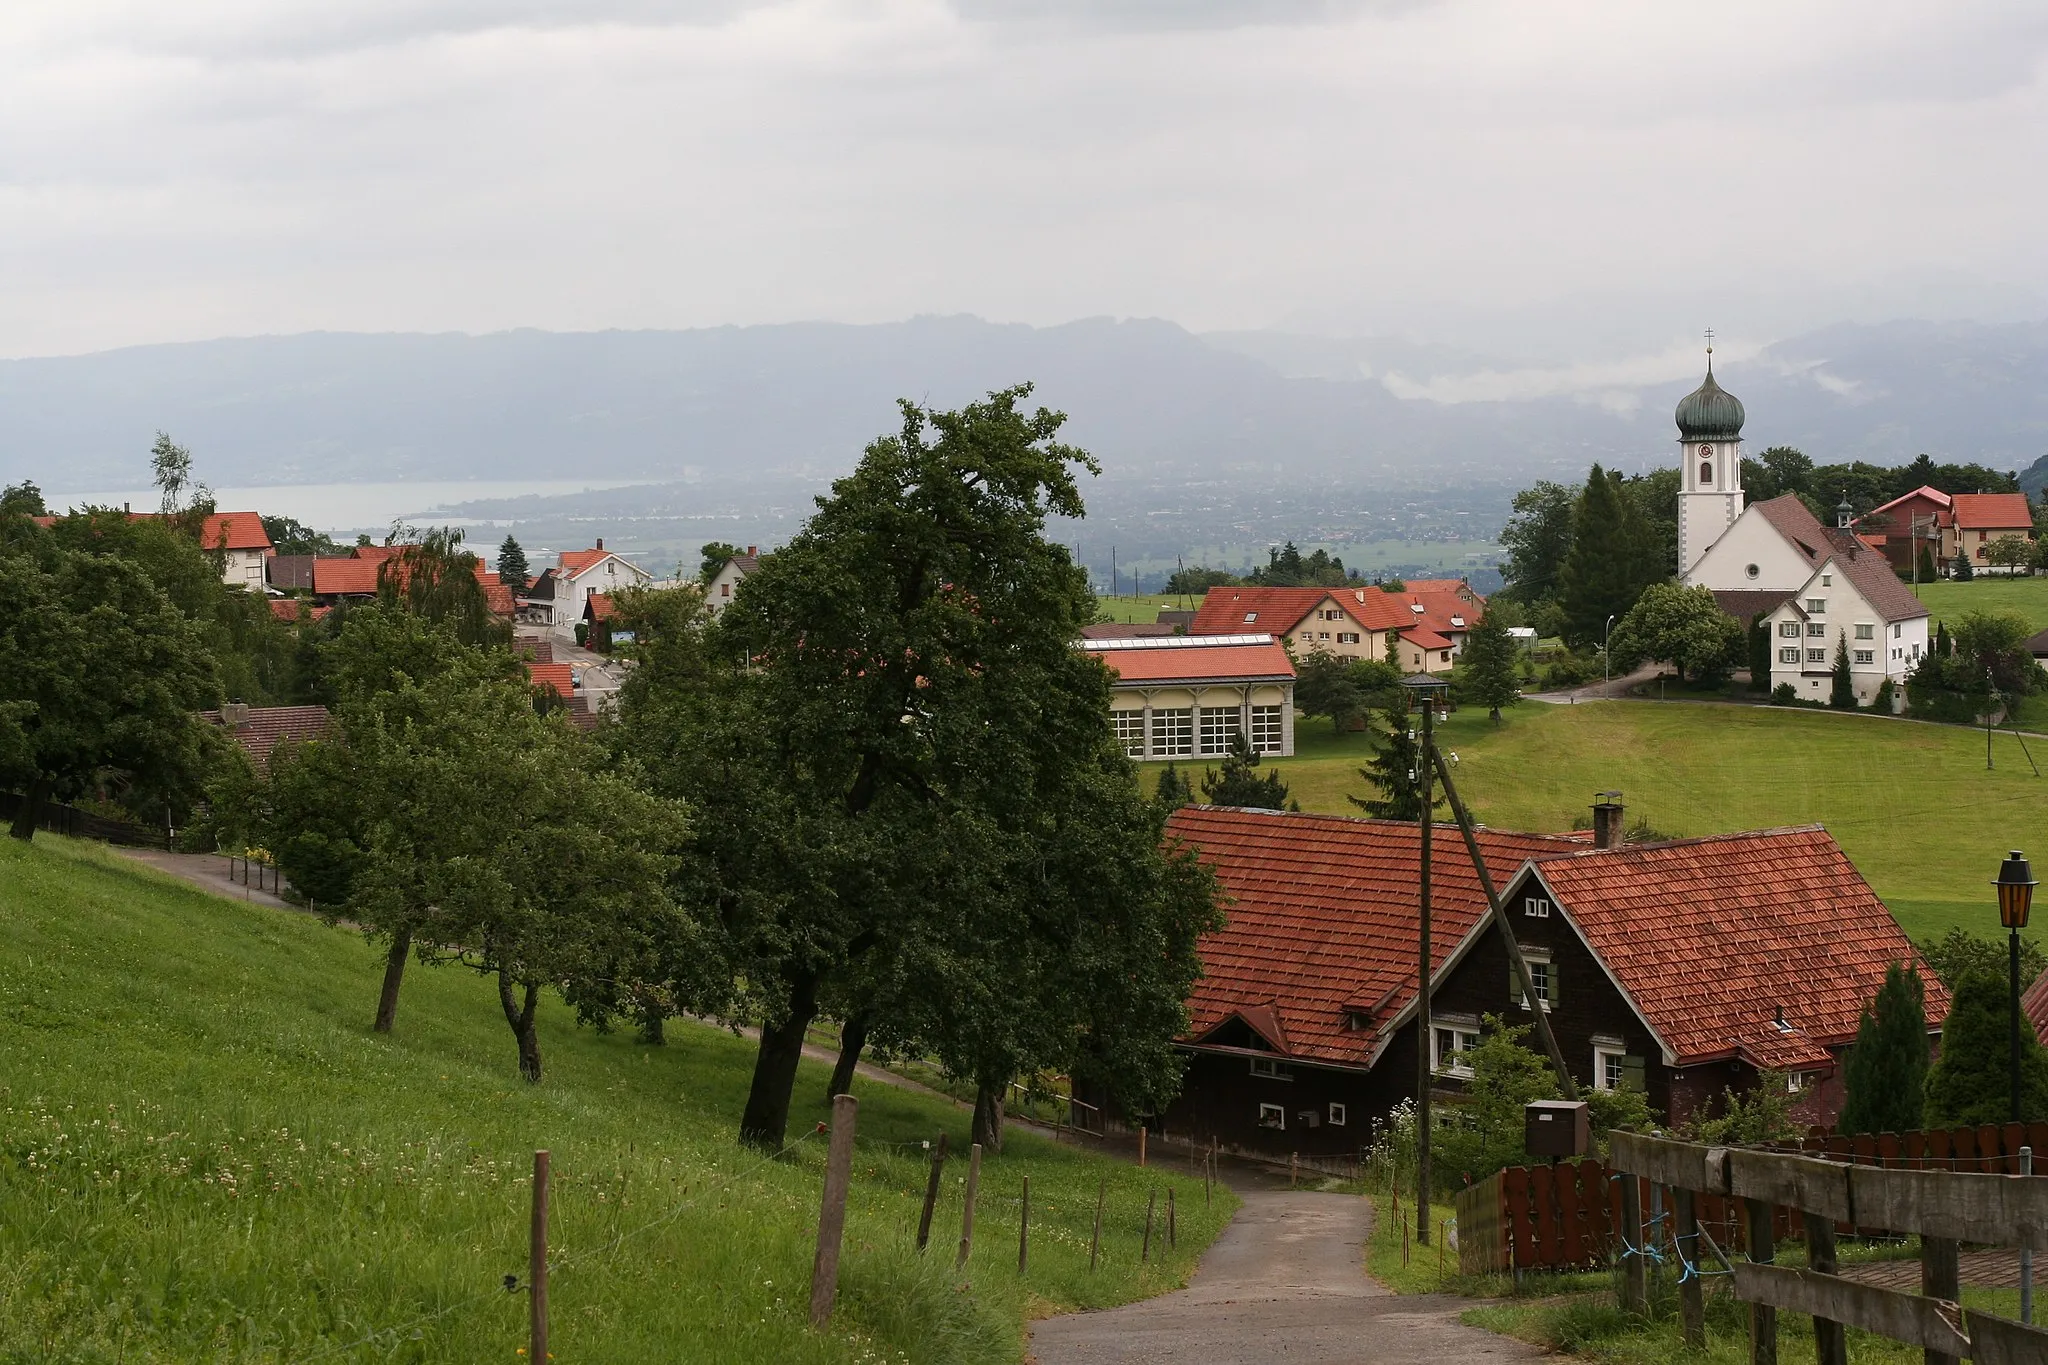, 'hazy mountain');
3,316,2044,499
